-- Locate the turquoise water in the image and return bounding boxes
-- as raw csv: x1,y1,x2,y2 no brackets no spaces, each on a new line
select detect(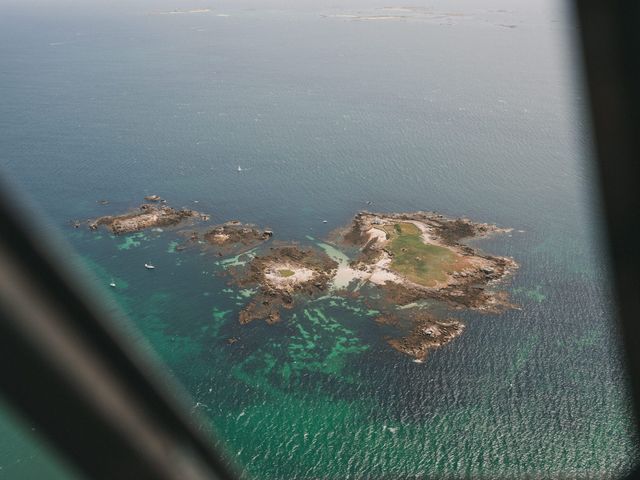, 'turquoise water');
1,0,638,478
